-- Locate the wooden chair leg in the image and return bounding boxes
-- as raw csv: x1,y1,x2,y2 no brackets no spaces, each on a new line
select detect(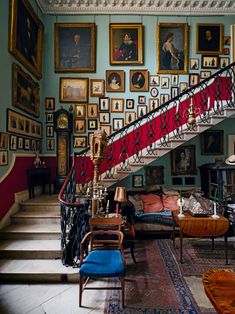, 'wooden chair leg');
79,276,83,307
121,278,125,308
